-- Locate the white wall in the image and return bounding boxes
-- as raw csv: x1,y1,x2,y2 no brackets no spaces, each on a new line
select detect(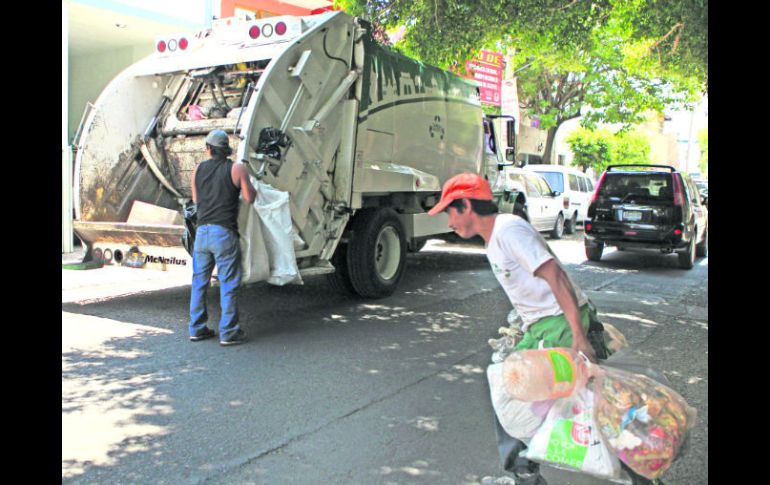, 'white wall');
68,45,154,142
